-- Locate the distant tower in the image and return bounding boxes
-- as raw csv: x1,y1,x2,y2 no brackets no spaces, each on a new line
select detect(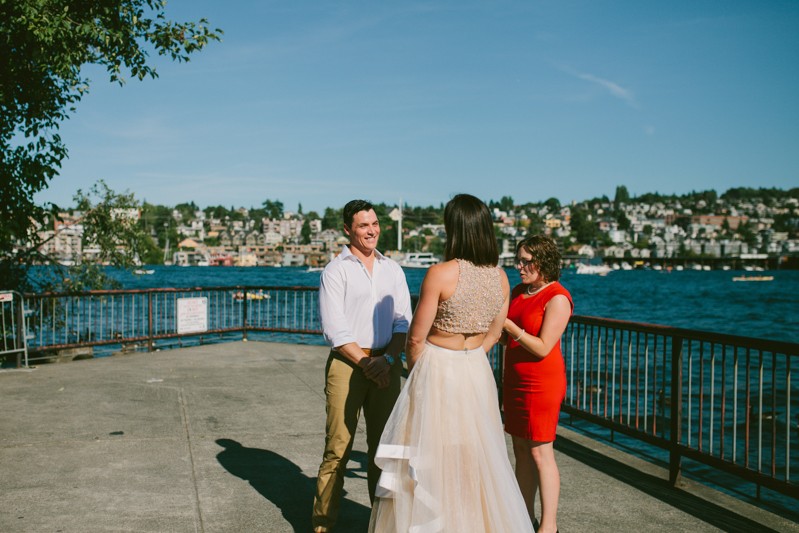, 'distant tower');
398,198,402,252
